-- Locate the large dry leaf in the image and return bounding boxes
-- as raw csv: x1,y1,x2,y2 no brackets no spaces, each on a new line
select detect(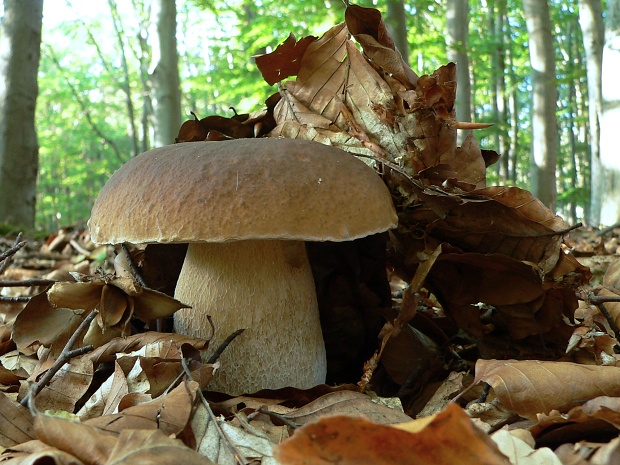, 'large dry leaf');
474,359,620,420
12,291,83,357
192,402,282,465
0,392,35,448
77,361,129,421
264,390,411,427
344,3,417,89
84,380,198,436
275,404,510,465
29,357,94,413
425,252,576,342
490,430,562,465
409,186,567,273
255,33,317,85
85,332,210,365
106,429,212,465
35,414,117,465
